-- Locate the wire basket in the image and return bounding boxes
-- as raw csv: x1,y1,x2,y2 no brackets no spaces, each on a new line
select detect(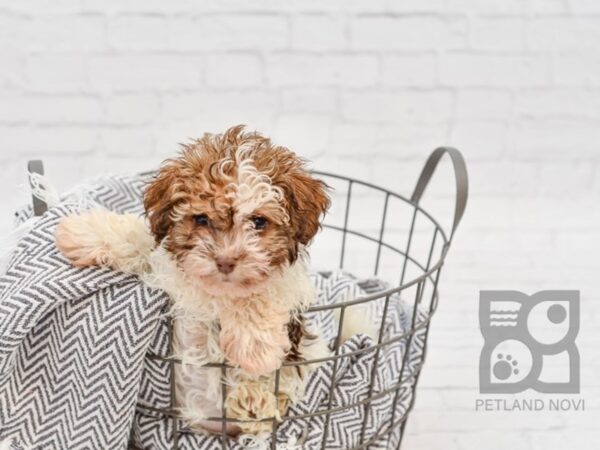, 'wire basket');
27,148,468,450
125,147,469,450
